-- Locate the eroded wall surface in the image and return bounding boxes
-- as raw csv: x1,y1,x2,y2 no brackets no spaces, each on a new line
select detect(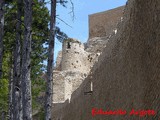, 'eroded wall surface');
89,6,124,38
52,0,160,119
53,36,111,102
